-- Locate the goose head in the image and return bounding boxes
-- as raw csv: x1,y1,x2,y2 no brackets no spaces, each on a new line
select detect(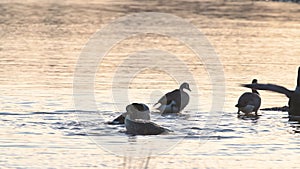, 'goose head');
125,103,150,121
252,79,258,84
180,82,191,92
